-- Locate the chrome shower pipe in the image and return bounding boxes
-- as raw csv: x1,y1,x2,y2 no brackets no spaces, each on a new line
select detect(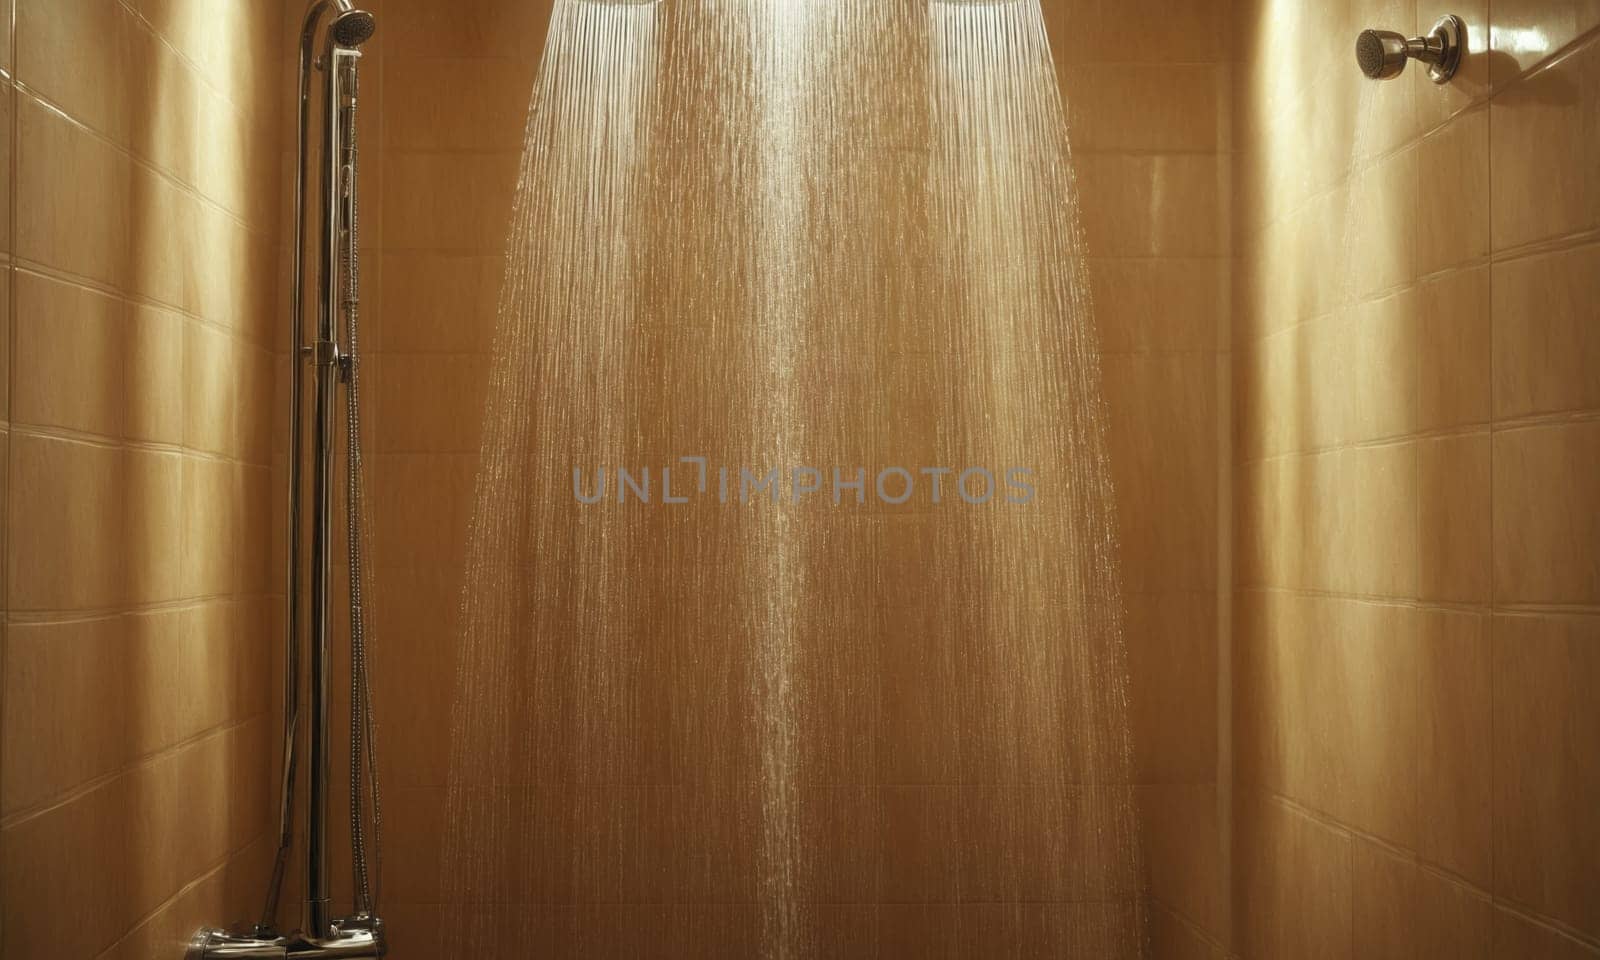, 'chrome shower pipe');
186,3,382,957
